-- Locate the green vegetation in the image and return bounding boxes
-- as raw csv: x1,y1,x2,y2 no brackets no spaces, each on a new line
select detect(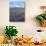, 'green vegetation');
5,26,18,39
36,14,46,21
